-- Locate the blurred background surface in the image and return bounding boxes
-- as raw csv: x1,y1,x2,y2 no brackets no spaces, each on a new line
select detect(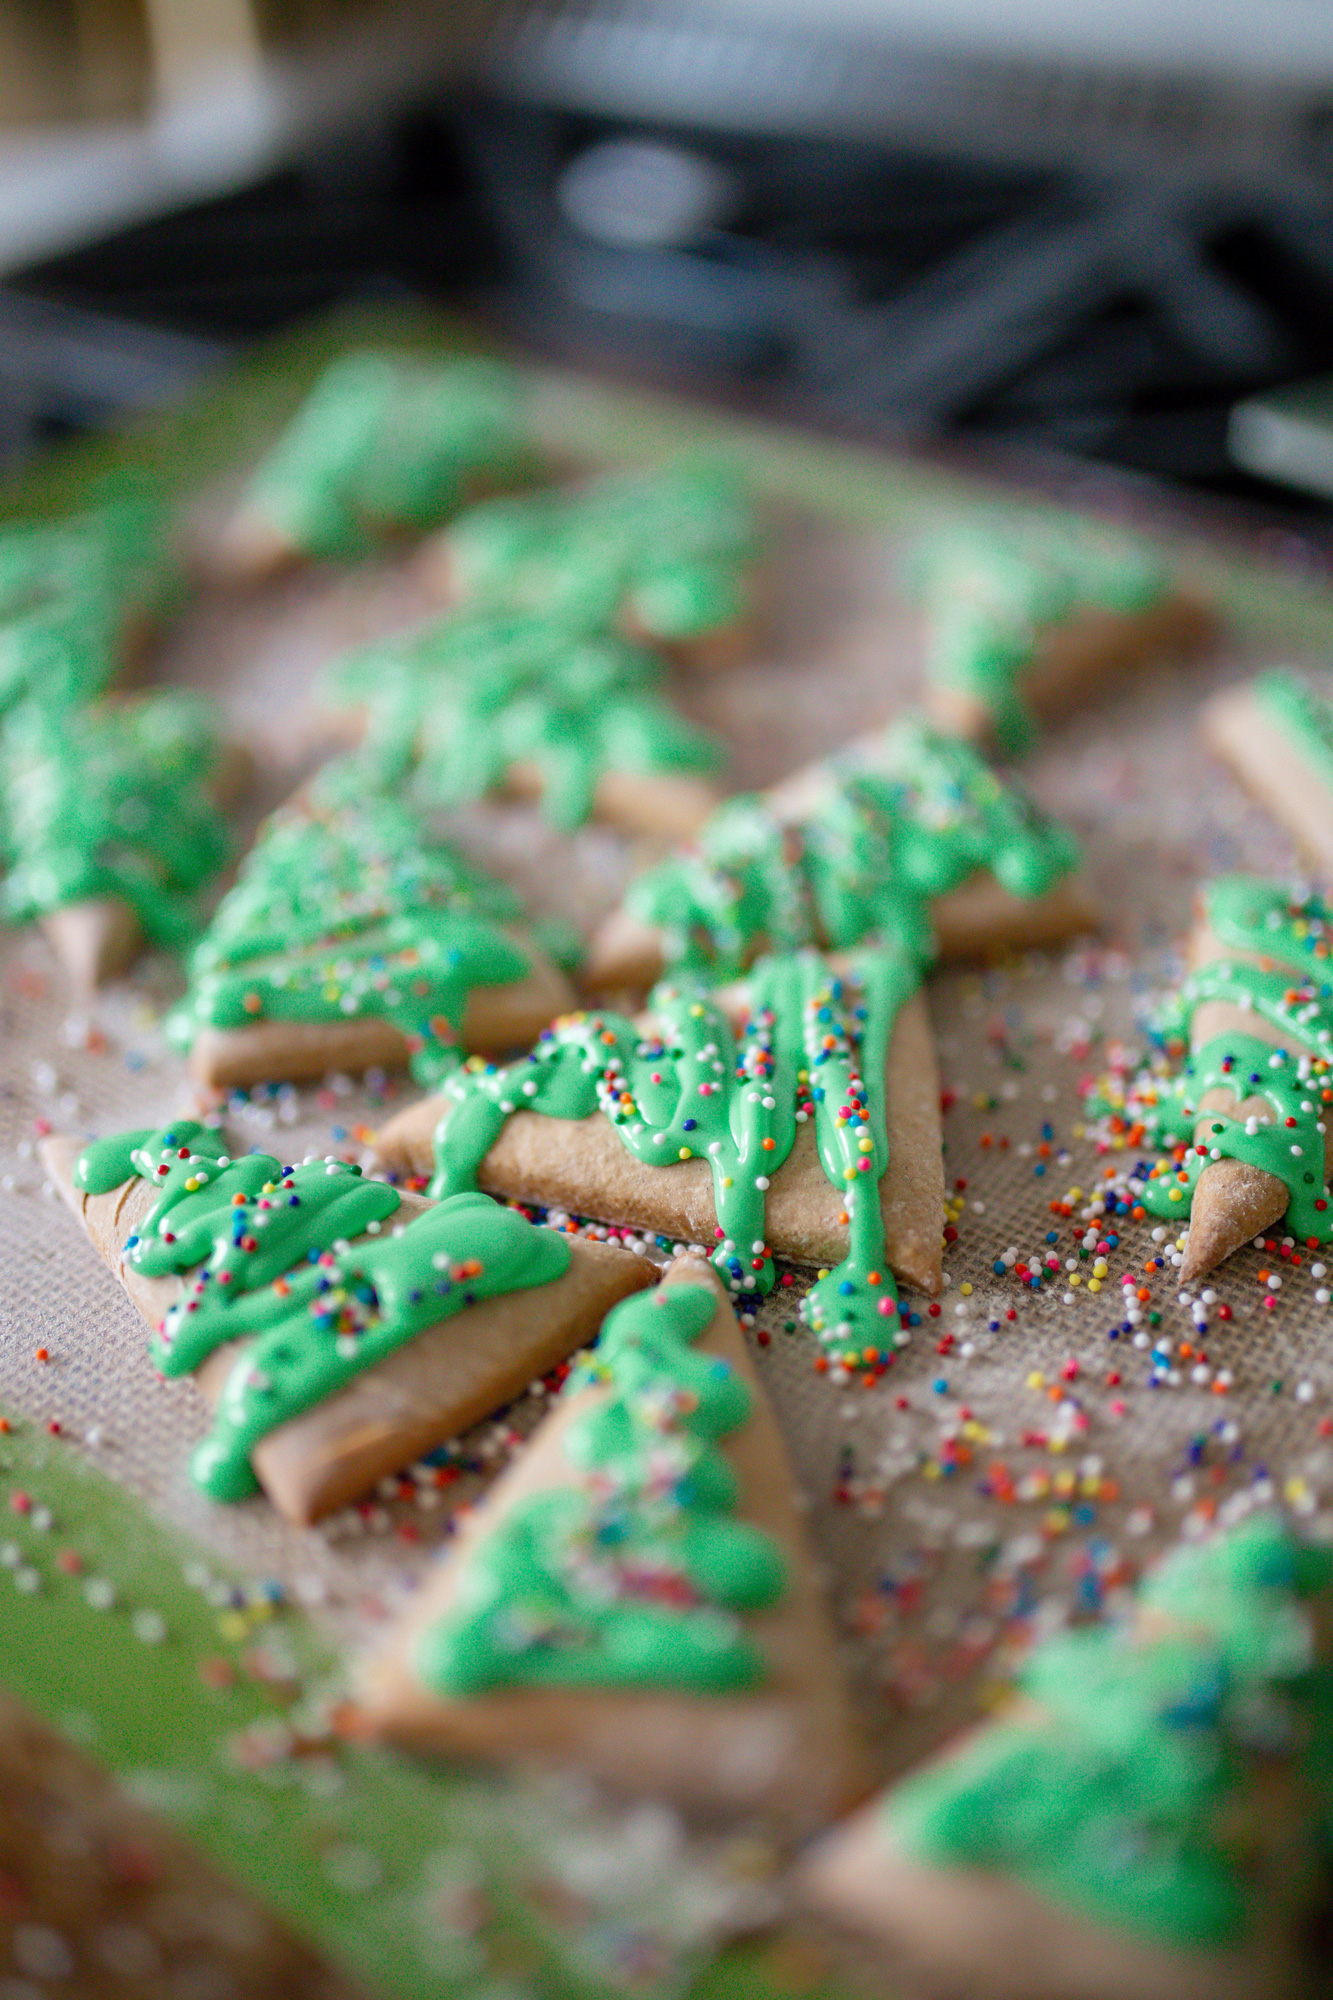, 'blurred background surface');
3,0,1333,522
